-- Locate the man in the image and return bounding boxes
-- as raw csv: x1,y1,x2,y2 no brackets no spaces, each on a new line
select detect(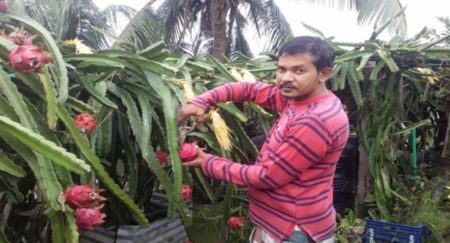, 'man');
176,36,349,243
